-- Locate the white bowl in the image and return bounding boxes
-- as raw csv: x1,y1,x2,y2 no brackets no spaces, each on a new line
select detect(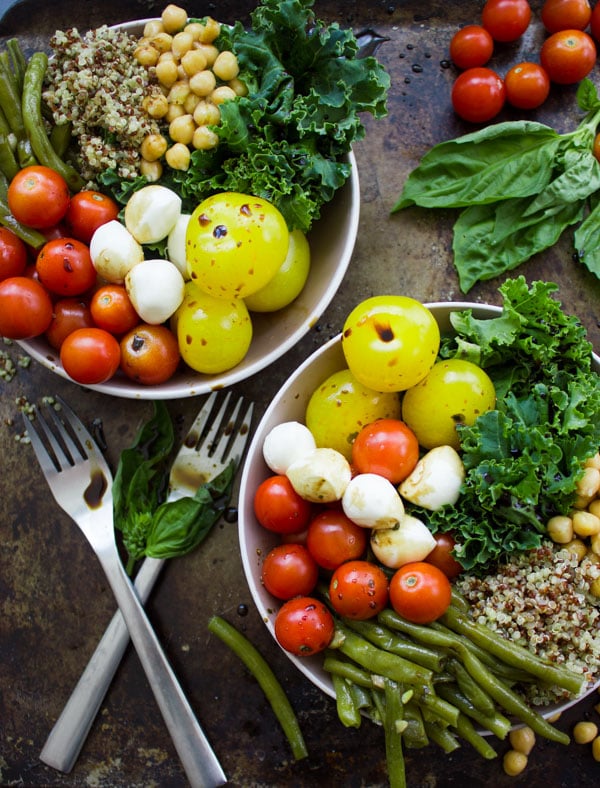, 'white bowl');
17,20,360,399
238,302,600,721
